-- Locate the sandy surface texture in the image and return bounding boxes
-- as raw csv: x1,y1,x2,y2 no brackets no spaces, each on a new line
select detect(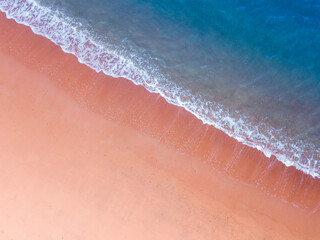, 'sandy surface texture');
0,13,319,239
